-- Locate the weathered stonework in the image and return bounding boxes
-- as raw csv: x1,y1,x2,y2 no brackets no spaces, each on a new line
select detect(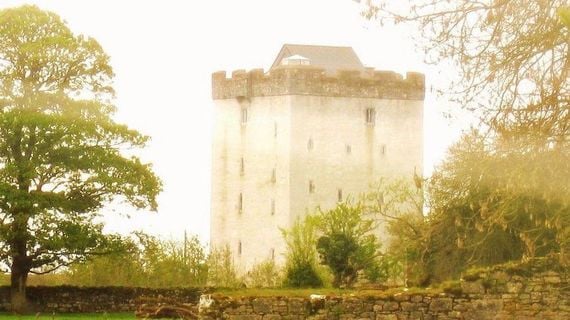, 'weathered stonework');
199,259,570,320
212,67,425,101
211,66,424,272
0,260,565,318
0,286,201,313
